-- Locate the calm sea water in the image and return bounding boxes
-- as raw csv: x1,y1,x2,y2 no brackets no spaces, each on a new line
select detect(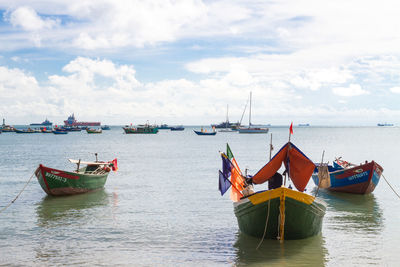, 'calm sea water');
0,126,399,266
